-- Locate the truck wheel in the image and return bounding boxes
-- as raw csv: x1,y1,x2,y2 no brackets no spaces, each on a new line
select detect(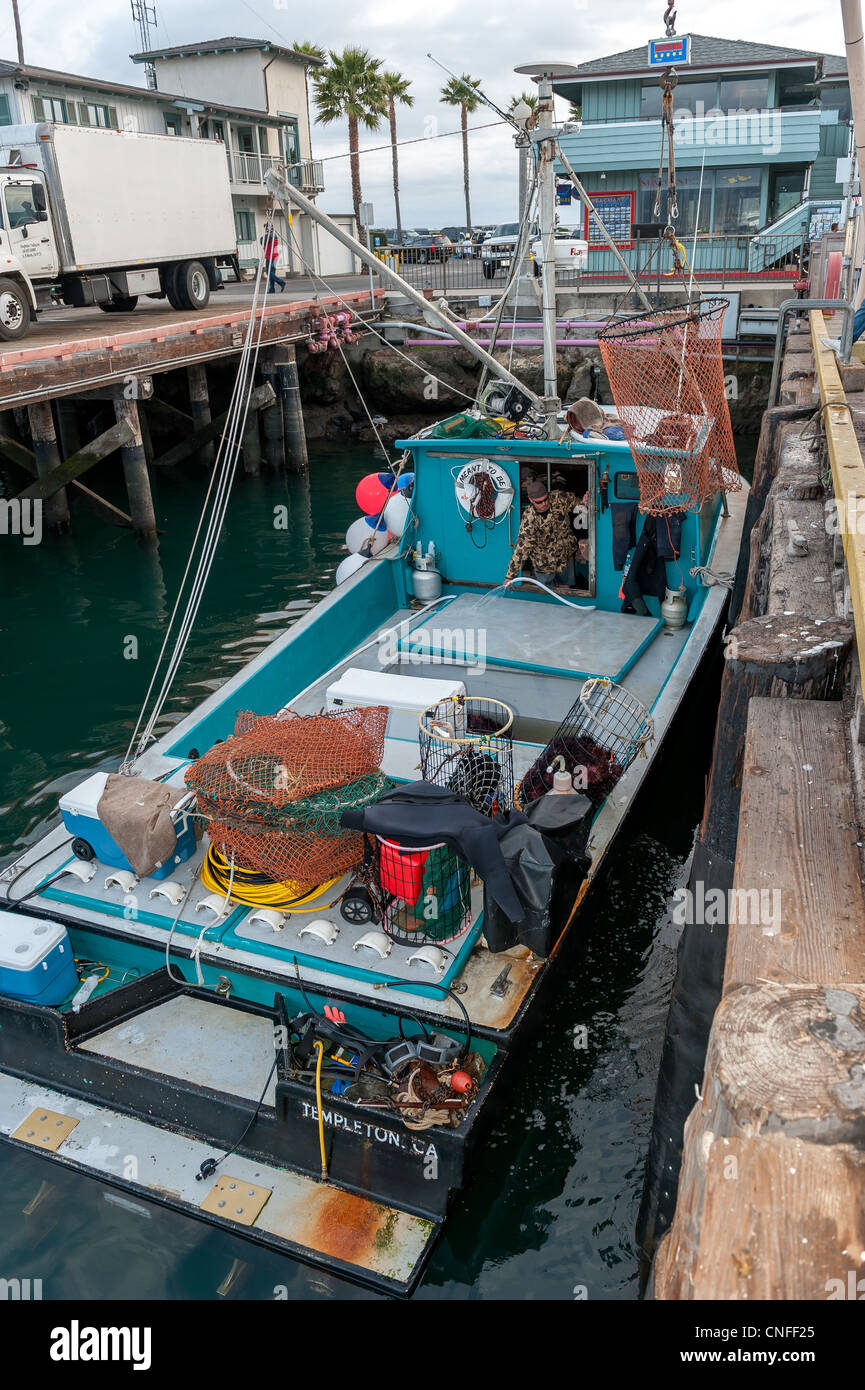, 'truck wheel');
0,278,29,340
176,261,210,311
99,296,138,313
163,264,185,311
